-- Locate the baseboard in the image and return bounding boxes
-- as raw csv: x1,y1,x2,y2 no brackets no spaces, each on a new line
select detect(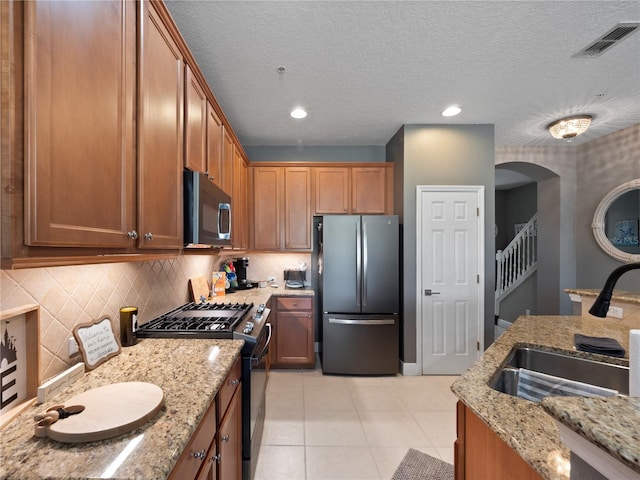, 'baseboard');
401,361,420,376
